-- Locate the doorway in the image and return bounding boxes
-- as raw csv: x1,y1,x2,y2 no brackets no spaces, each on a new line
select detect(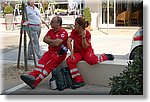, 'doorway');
99,0,115,28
